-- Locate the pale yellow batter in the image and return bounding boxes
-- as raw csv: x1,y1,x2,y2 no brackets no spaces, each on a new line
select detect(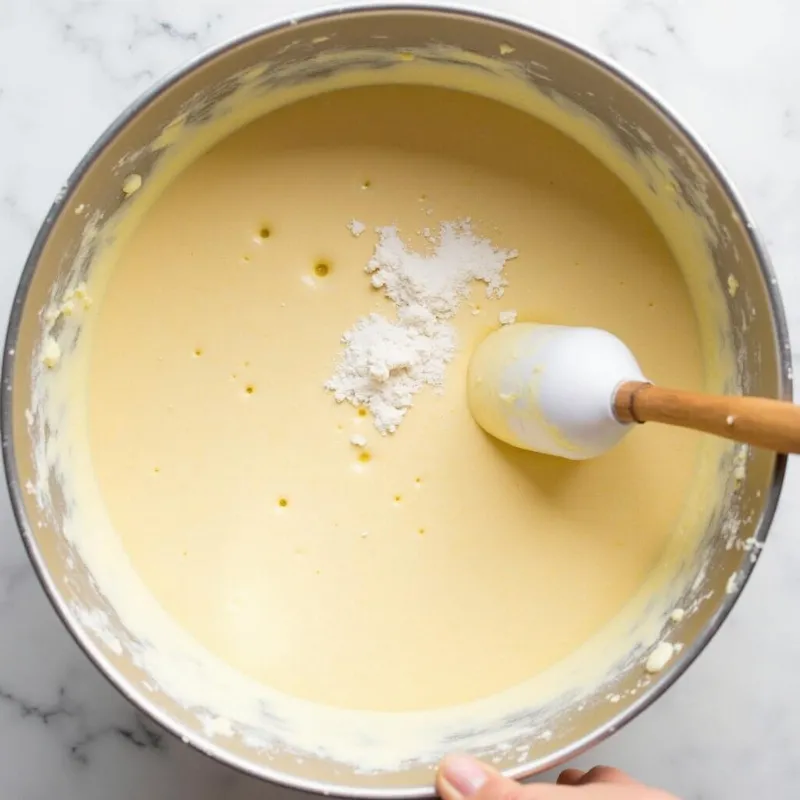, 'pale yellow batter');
87,85,704,713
